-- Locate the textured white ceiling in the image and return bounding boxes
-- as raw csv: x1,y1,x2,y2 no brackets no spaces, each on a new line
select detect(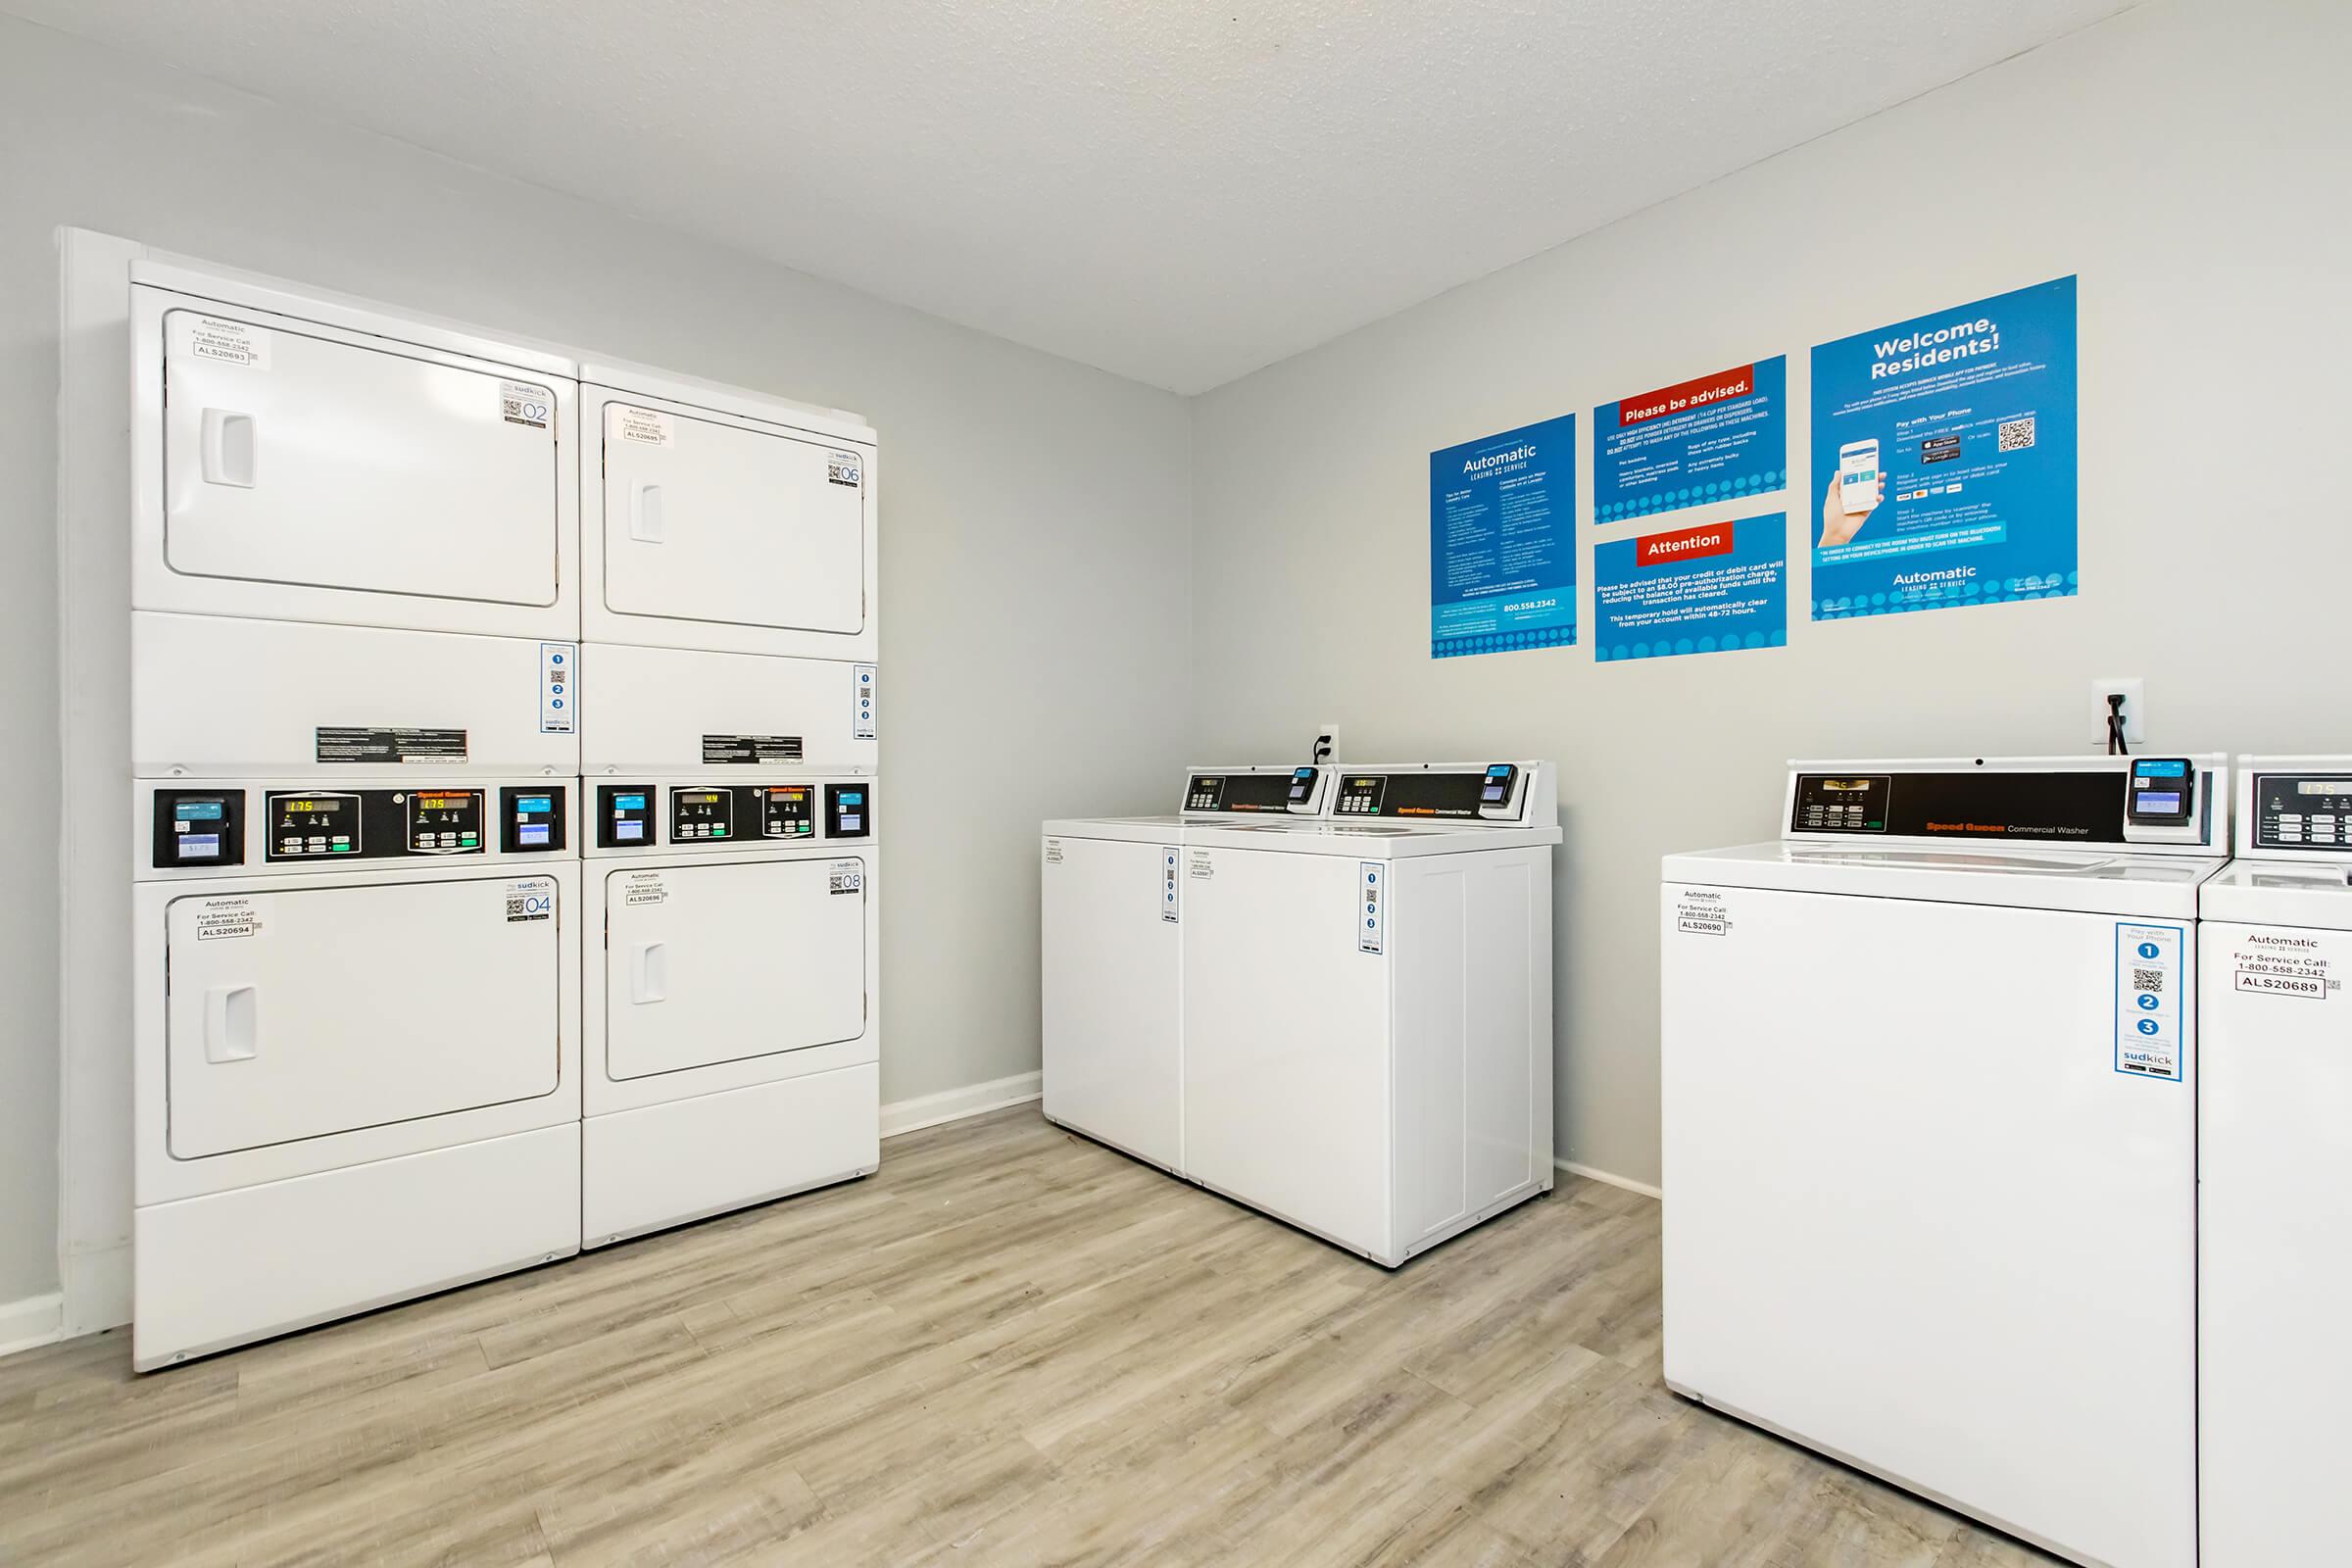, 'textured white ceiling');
6,0,2132,391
